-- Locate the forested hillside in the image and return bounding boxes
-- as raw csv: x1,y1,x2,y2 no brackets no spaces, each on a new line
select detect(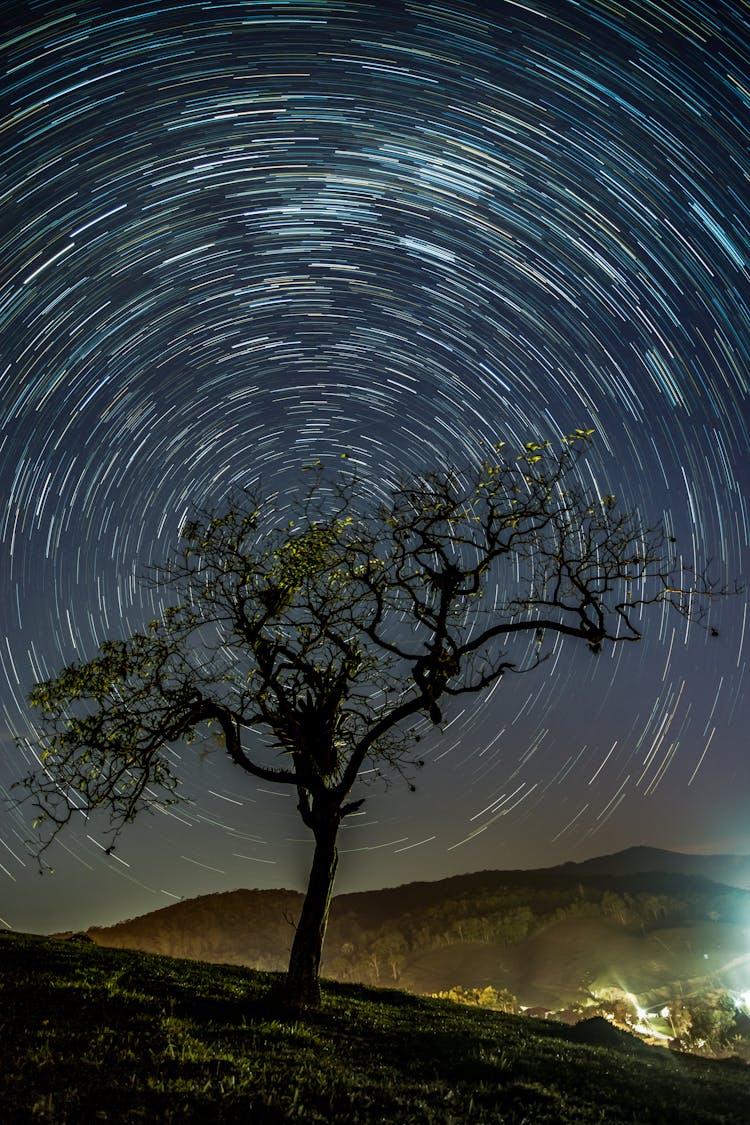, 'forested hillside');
86,859,750,1008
